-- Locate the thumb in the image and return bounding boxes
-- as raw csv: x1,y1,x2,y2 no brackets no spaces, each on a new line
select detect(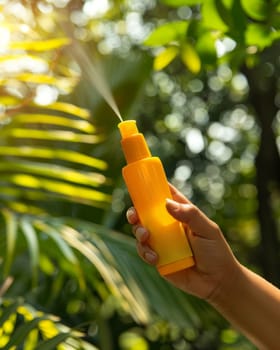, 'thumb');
166,198,220,240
